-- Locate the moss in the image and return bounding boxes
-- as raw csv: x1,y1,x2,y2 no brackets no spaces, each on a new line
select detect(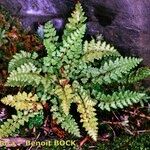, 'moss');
83,133,150,150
